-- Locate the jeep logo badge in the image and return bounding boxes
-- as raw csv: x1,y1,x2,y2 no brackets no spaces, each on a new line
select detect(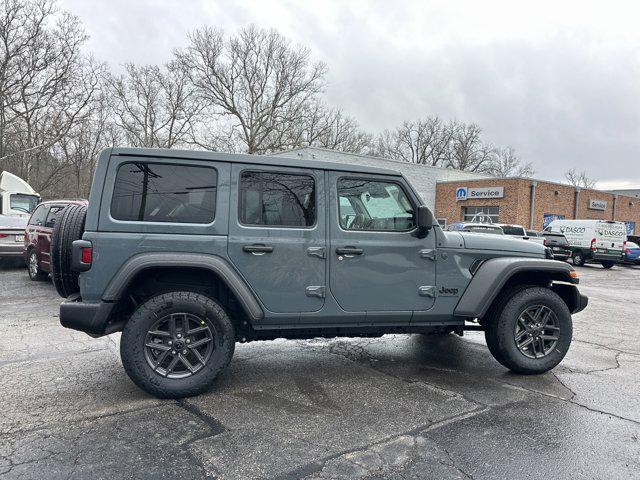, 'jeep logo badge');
438,286,459,296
